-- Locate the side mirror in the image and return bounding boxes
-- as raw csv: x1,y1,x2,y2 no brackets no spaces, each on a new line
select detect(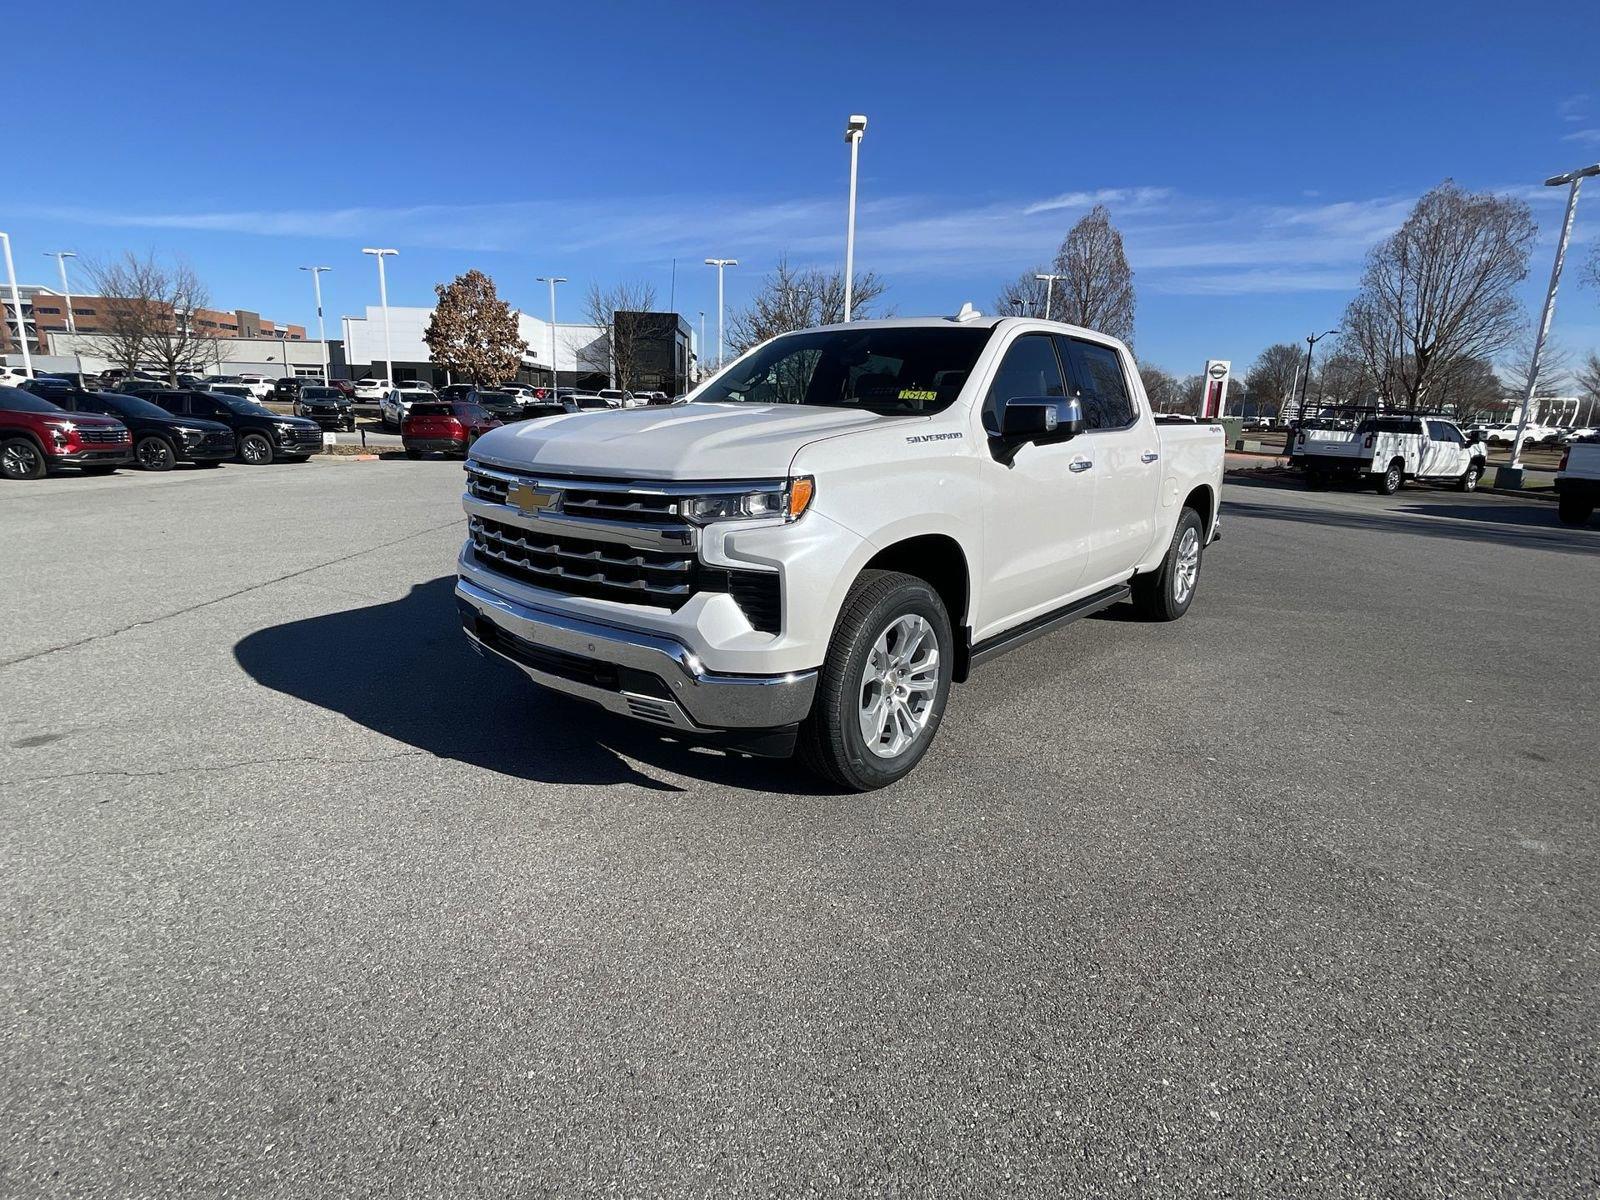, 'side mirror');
996,395,1084,441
